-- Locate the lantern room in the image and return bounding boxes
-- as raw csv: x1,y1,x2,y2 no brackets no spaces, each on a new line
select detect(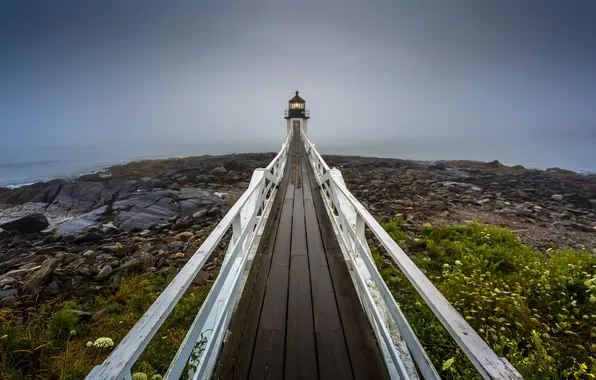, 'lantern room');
284,91,310,120
284,91,310,135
